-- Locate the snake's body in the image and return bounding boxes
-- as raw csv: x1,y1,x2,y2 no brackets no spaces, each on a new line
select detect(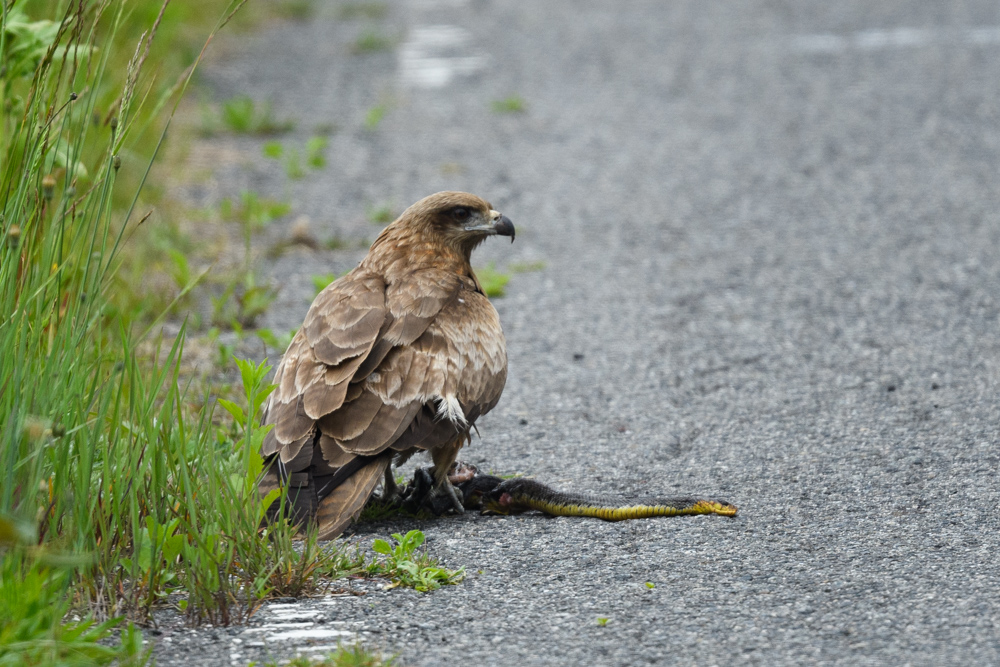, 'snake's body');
454,473,737,520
